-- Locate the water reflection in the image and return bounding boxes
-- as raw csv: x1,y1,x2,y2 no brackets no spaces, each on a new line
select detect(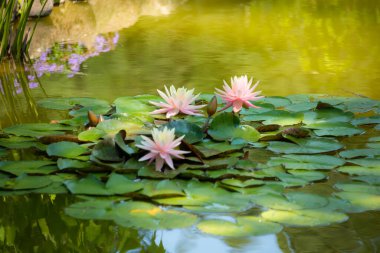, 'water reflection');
0,62,42,126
